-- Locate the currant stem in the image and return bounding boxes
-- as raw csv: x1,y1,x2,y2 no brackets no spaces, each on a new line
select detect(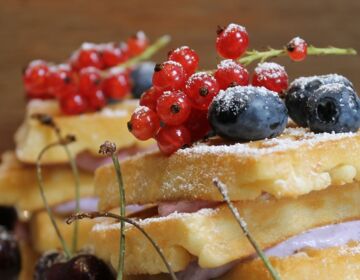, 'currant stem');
212,178,281,280
109,35,171,72
33,114,81,254
36,142,72,260
66,212,178,280
110,154,126,280
237,46,357,66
